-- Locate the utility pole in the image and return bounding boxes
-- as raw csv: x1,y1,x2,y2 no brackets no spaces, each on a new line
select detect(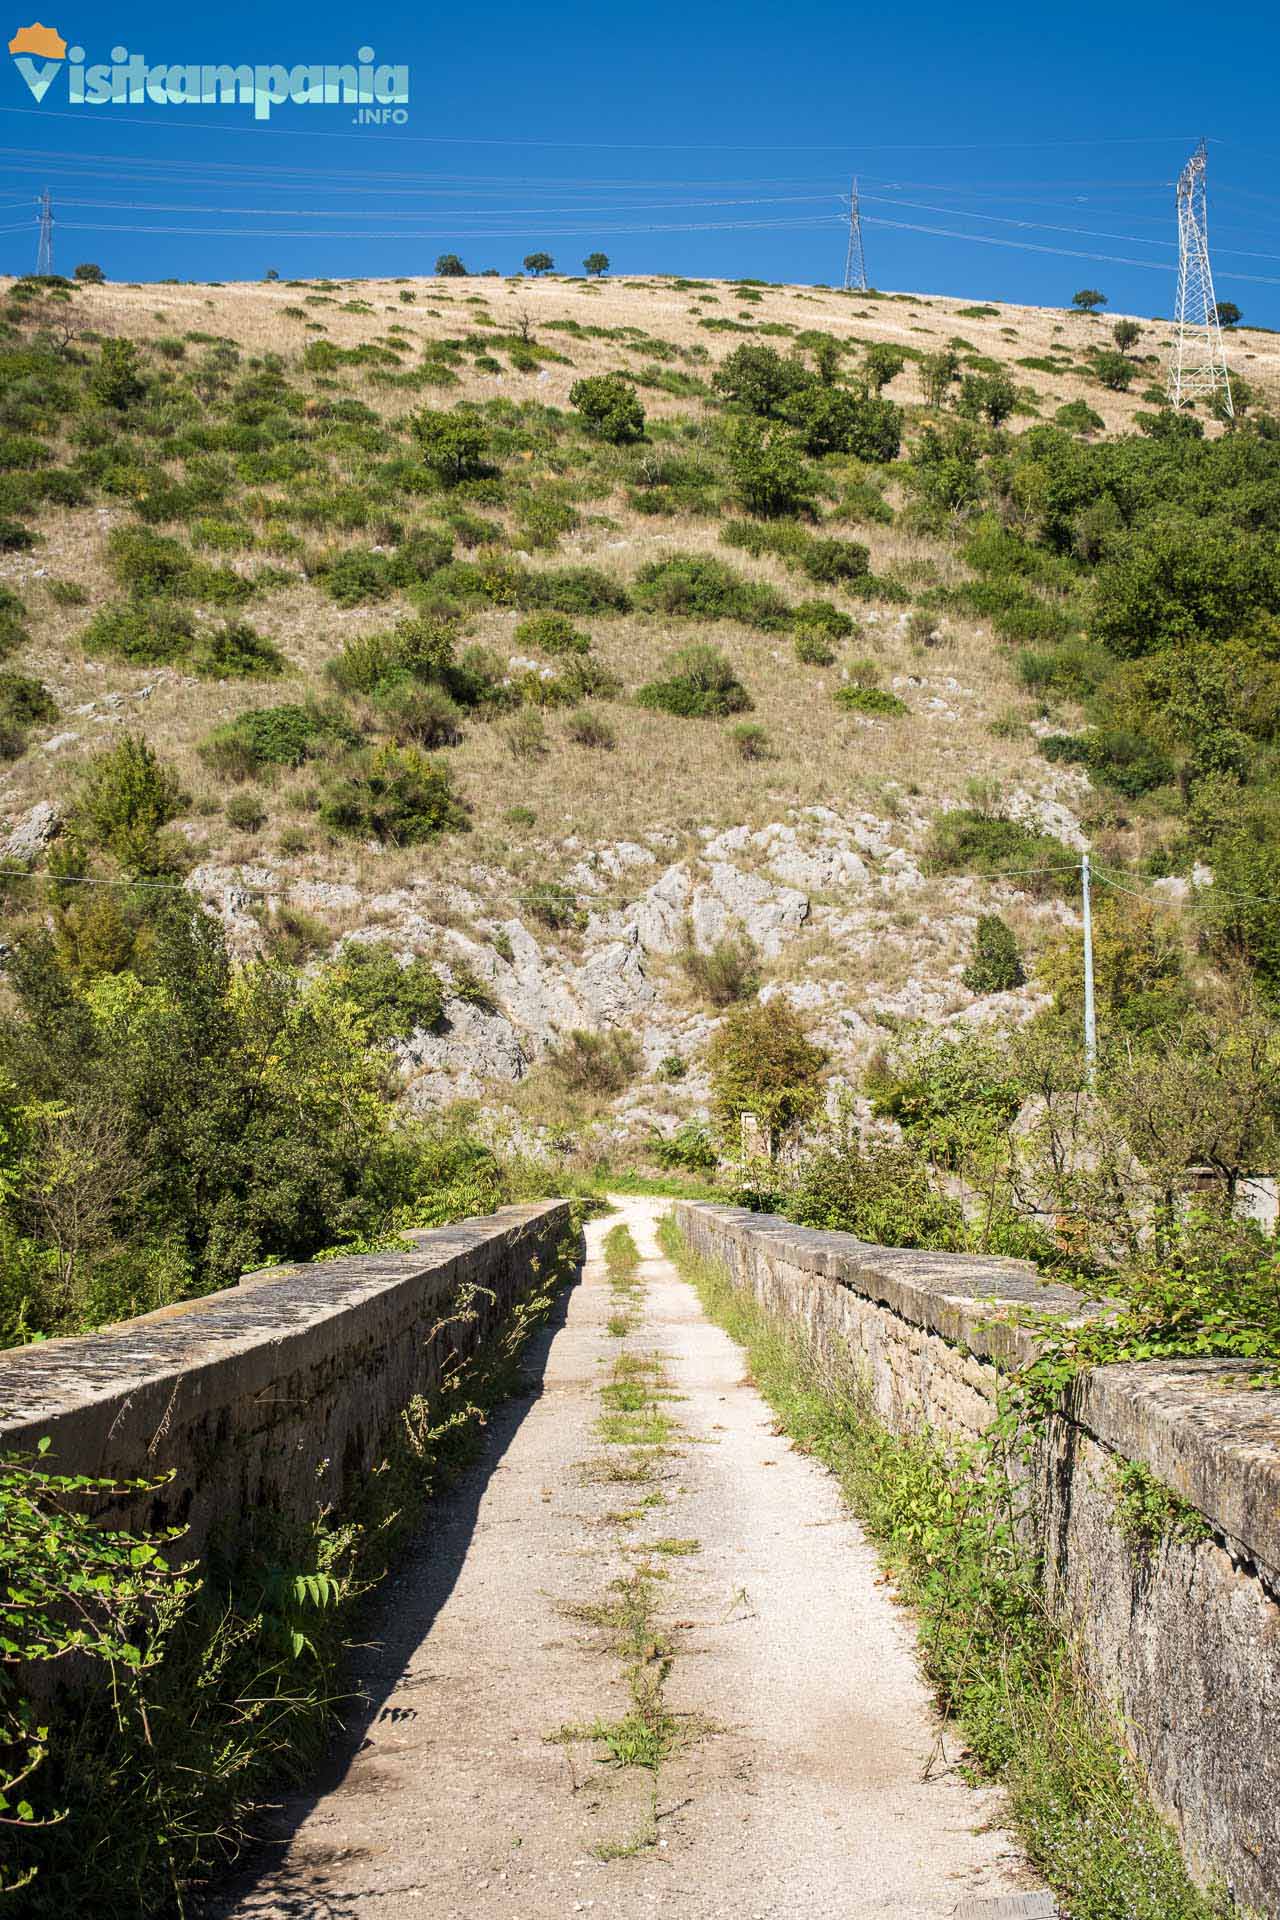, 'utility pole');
36,187,53,277
1081,852,1097,1080
842,178,867,293
1168,140,1232,418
